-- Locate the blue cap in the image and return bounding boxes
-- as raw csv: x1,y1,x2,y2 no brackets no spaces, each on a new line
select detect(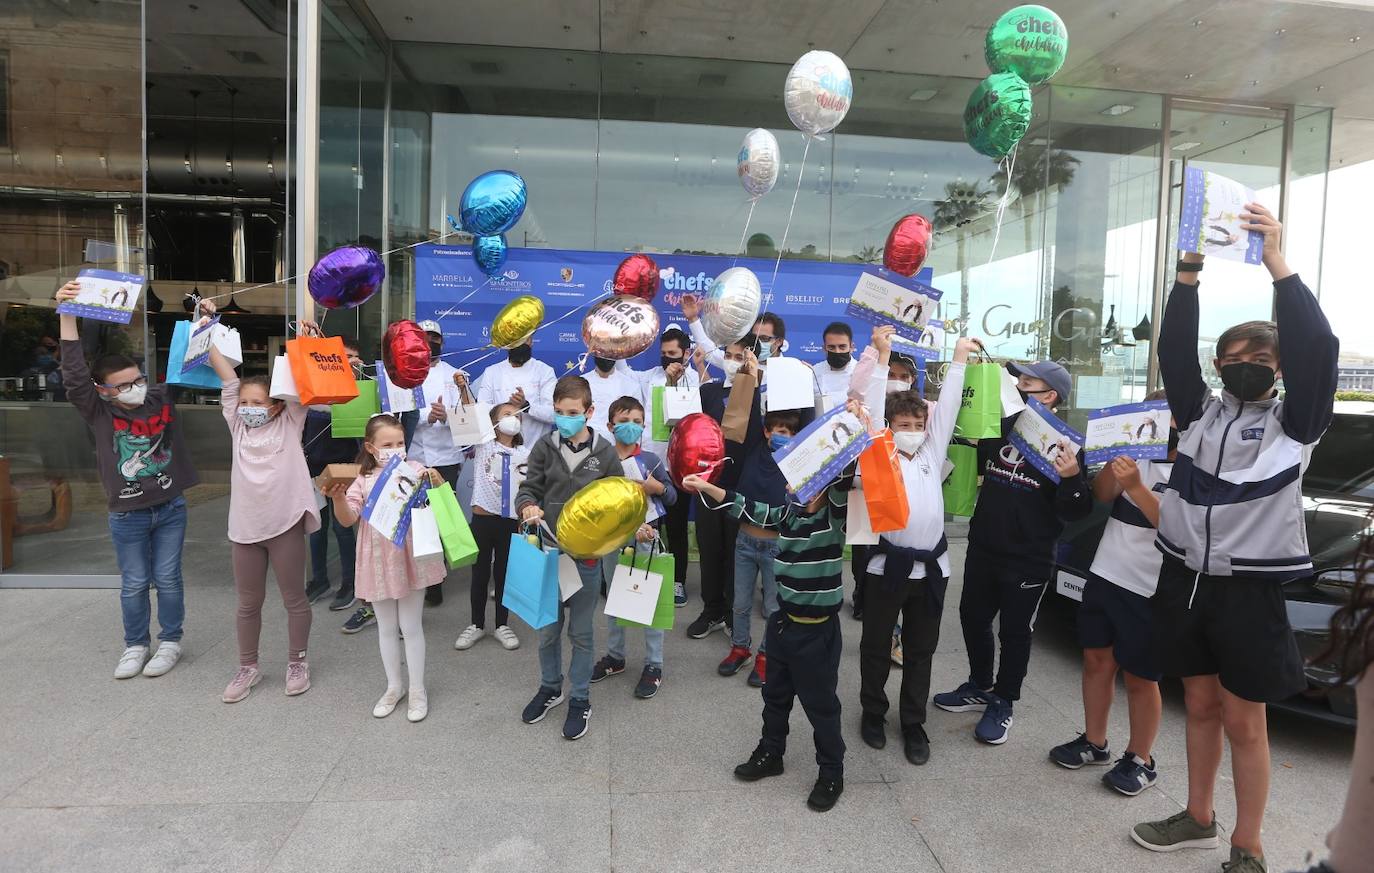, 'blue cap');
1007,360,1072,408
